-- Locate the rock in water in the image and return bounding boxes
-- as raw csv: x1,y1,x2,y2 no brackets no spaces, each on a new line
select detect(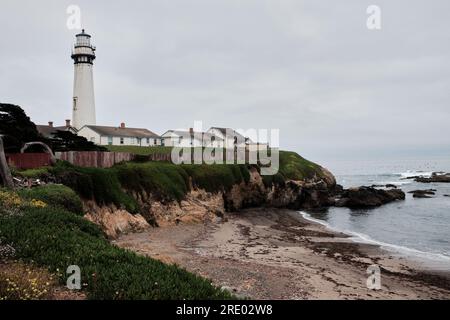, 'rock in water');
408,189,436,198
335,187,405,209
415,172,450,183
